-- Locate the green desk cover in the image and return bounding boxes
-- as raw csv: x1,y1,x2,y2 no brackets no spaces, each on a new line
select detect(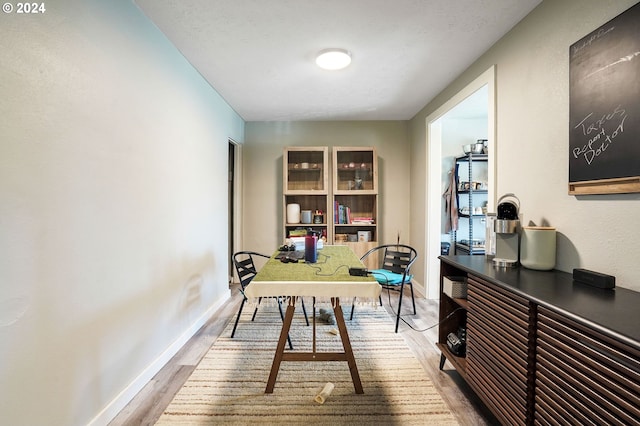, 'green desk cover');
254,245,372,283
246,246,379,299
